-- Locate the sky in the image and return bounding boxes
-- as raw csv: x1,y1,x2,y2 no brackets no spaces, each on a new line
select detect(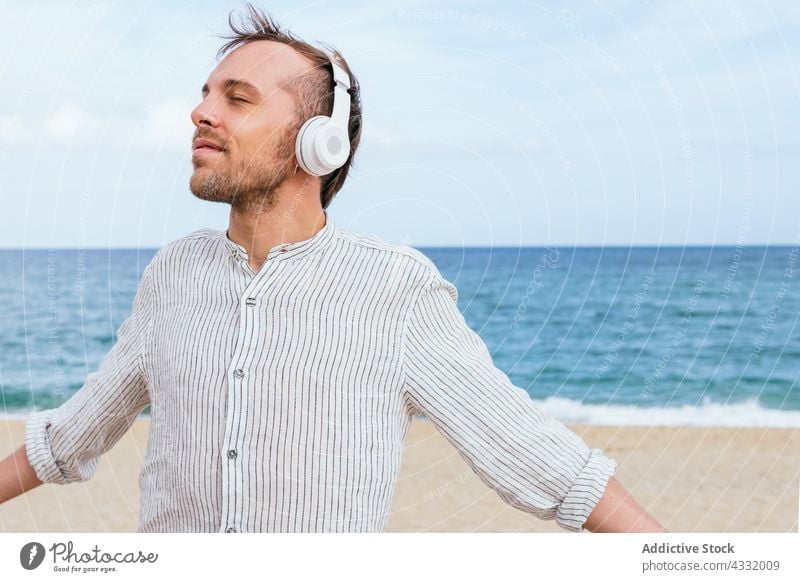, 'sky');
0,0,798,248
